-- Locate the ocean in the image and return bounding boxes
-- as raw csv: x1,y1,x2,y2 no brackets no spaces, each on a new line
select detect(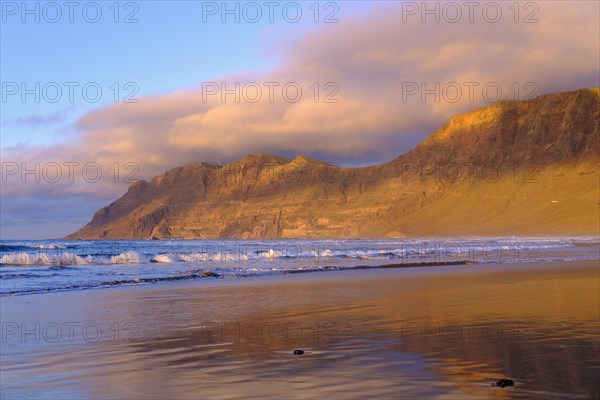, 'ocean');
1,237,598,296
